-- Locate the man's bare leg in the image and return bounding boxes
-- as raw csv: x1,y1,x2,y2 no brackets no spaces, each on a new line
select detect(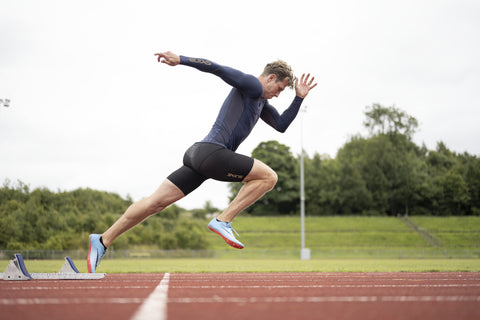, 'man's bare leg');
101,179,184,247
216,159,277,223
